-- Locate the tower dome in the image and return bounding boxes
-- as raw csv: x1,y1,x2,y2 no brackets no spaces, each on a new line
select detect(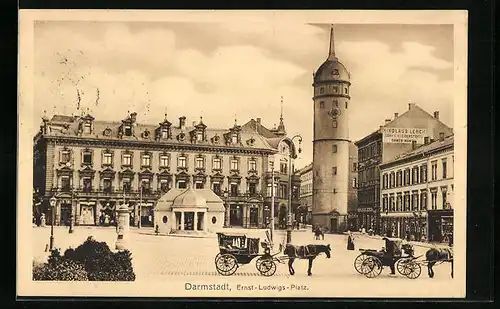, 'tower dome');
313,26,351,84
